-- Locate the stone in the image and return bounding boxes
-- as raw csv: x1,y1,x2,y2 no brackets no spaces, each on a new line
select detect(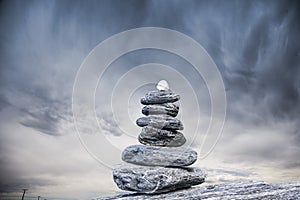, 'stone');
139,126,186,147
136,116,183,130
142,103,179,117
100,181,300,200
156,80,169,91
122,145,197,167
139,134,186,147
141,90,180,105
113,163,206,194
111,81,206,198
